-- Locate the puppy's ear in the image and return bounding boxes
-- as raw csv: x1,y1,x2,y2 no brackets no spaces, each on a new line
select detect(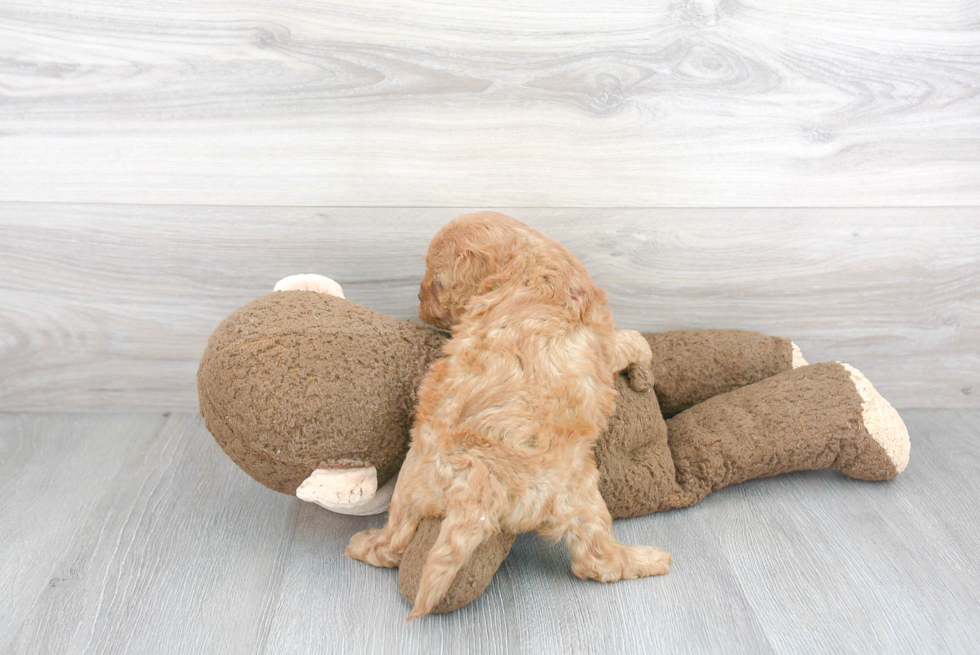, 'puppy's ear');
451,248,496,294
